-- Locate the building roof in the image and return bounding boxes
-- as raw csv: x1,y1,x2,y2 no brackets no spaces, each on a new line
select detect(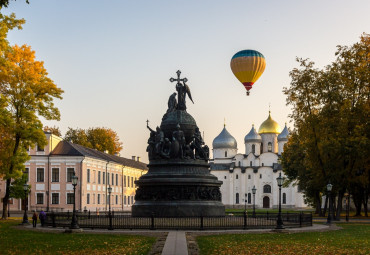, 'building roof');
258,112,281,134
244,124,262,143
277,123,289,141
212,126,237,149
51,141,148,170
